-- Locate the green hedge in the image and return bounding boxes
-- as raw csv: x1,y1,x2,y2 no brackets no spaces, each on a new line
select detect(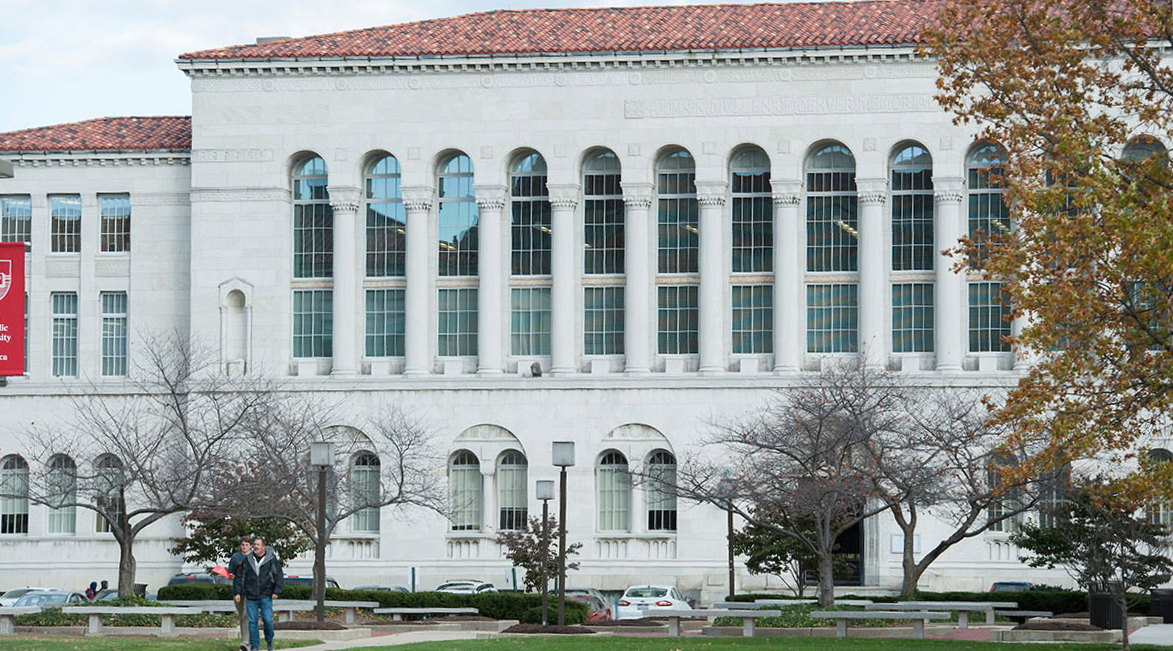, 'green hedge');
729,589,1150,615
519,604,588,625
15,597,234,628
